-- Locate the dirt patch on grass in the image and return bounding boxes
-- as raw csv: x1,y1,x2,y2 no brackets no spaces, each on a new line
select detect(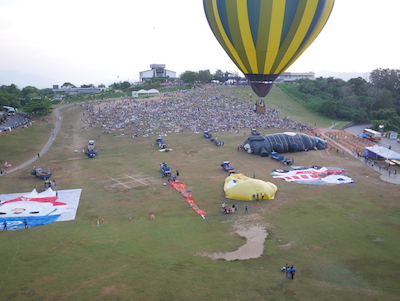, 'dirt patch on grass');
100,285,119,296
200,214,269,261
310,244,324,250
